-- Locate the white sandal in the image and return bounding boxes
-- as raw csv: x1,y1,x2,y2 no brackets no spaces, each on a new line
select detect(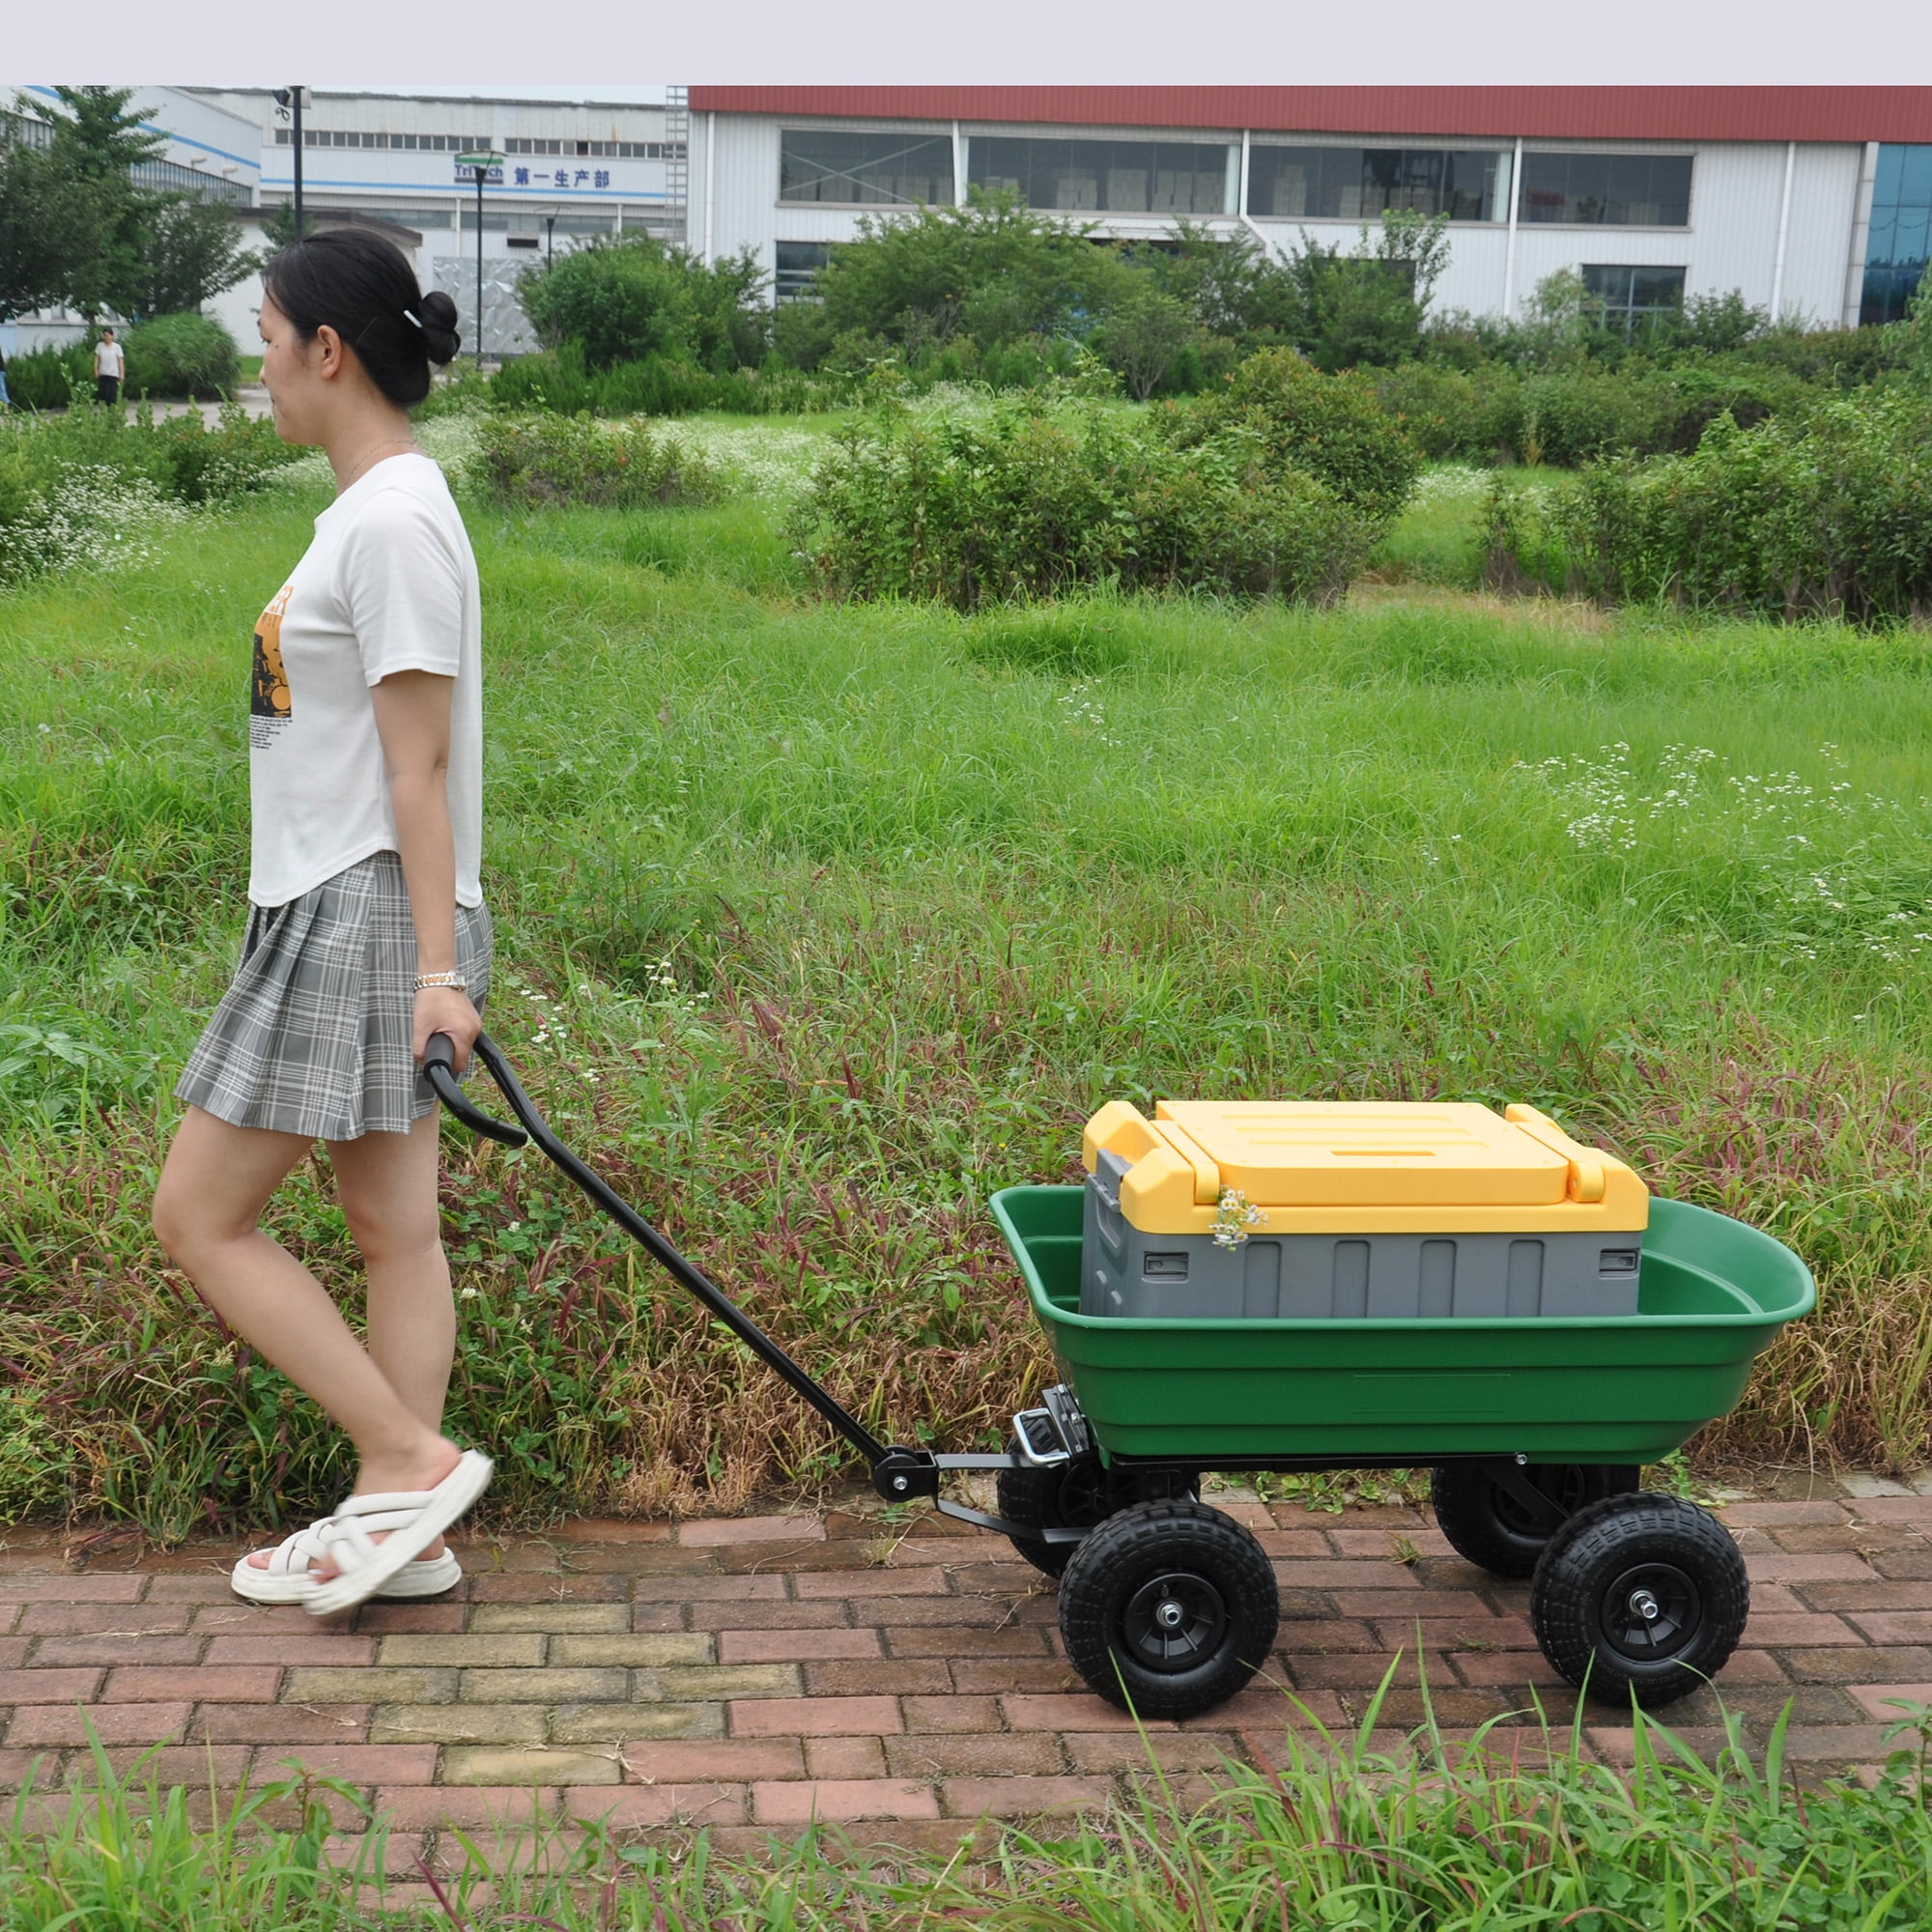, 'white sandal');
229,1517,464,1605
304,1450,494,1618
